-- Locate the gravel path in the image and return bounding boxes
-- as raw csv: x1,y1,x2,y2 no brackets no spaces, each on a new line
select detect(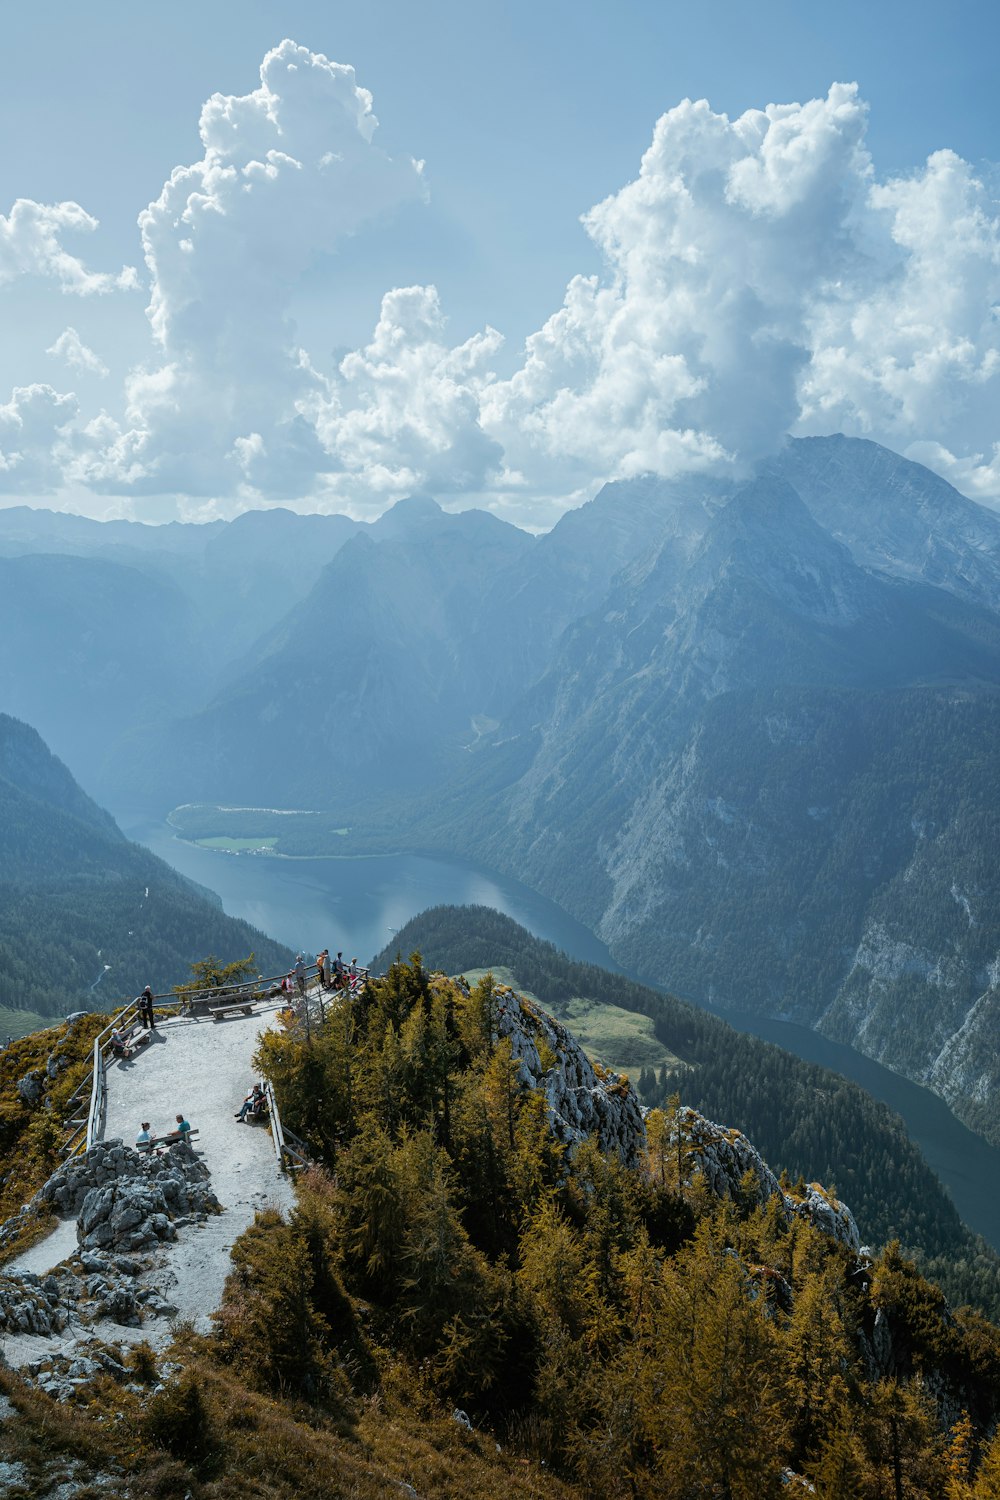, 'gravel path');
3,1004,297,1363
100,1005,296,1330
